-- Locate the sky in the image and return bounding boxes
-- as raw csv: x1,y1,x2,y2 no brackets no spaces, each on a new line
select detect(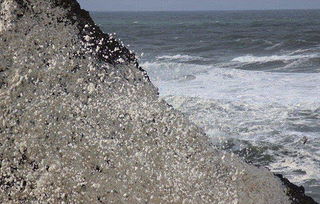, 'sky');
78,0,320,11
